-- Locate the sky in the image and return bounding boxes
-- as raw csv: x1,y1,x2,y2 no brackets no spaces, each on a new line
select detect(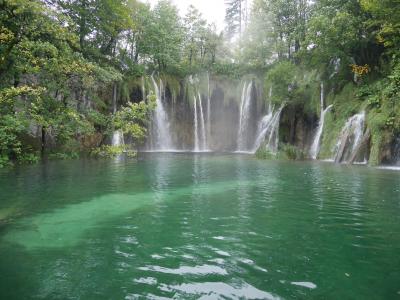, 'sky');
145,0,227,31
